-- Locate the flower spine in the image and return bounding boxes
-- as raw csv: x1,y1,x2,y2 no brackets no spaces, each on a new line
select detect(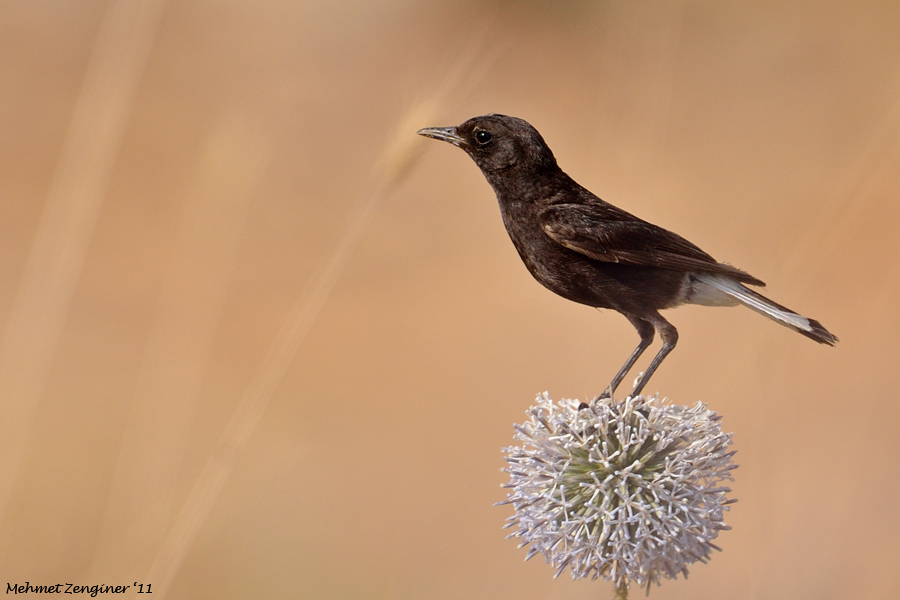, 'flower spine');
500,392,737,592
